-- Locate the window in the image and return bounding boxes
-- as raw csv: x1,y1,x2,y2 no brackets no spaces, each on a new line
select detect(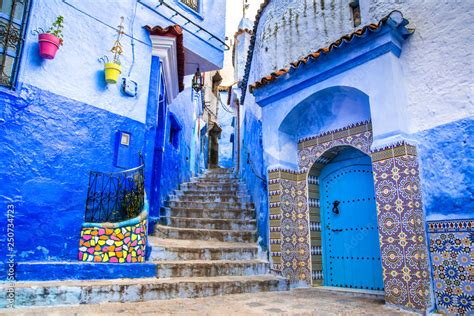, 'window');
0,0,30,89
349,0,361,27
179,0,199,12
